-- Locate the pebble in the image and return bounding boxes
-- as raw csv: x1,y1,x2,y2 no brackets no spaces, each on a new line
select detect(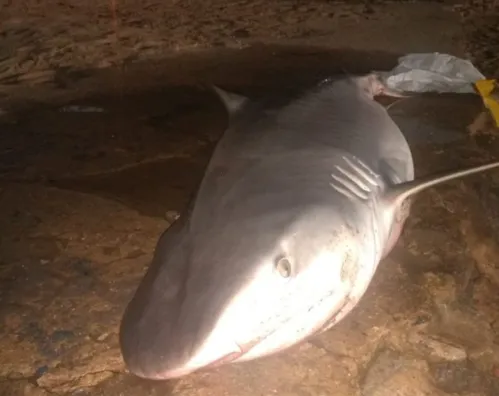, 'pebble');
429,360,485,394
430,305,494,349
422,272,456,306
97,332,108,342
165,210,180,222
408,332,467,362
